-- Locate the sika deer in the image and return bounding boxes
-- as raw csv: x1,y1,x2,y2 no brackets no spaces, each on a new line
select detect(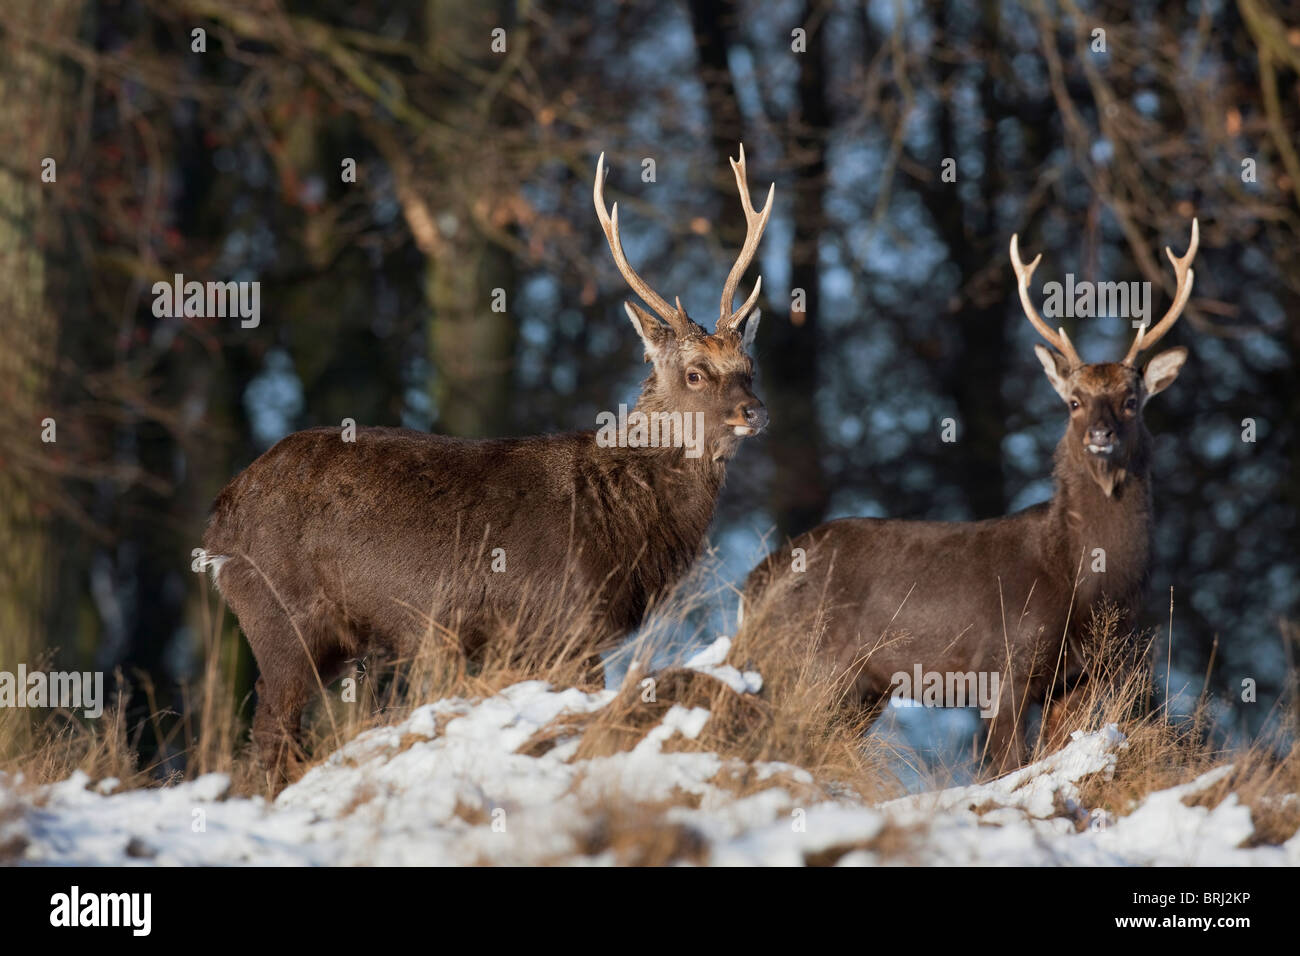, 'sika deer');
202,148,774,778
740,221,1199,772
